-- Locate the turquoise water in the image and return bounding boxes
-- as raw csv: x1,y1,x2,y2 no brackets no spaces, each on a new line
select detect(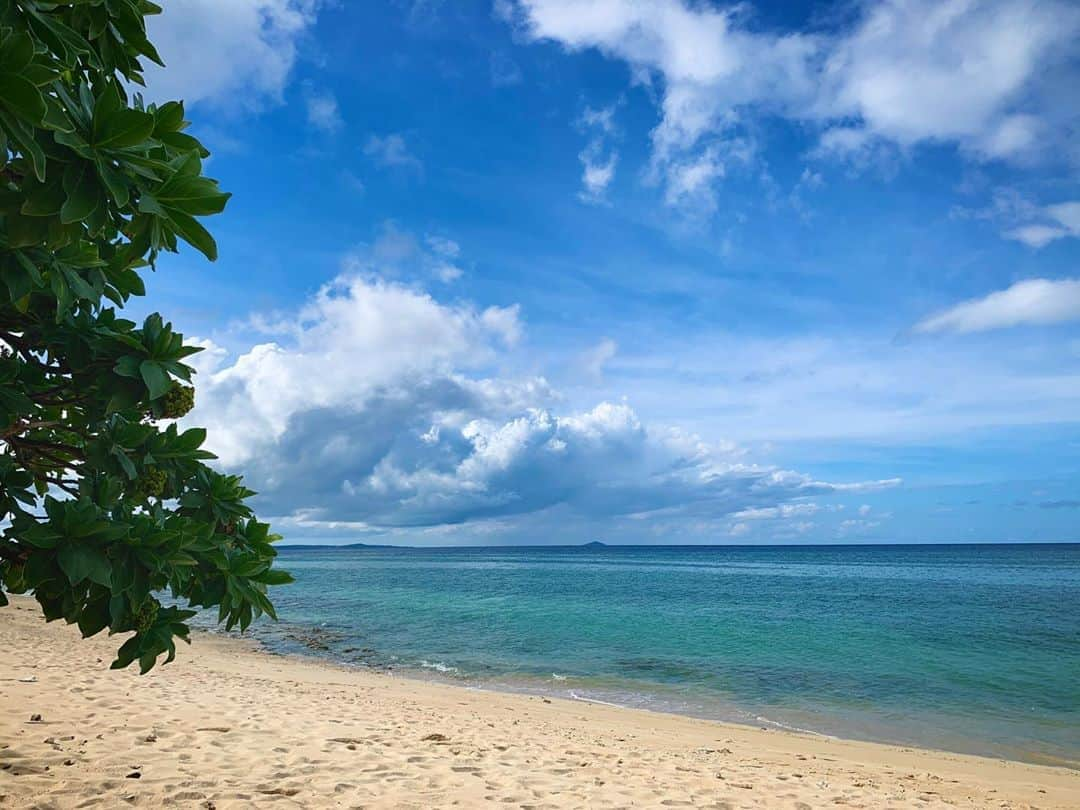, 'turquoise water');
240,544,1080,766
